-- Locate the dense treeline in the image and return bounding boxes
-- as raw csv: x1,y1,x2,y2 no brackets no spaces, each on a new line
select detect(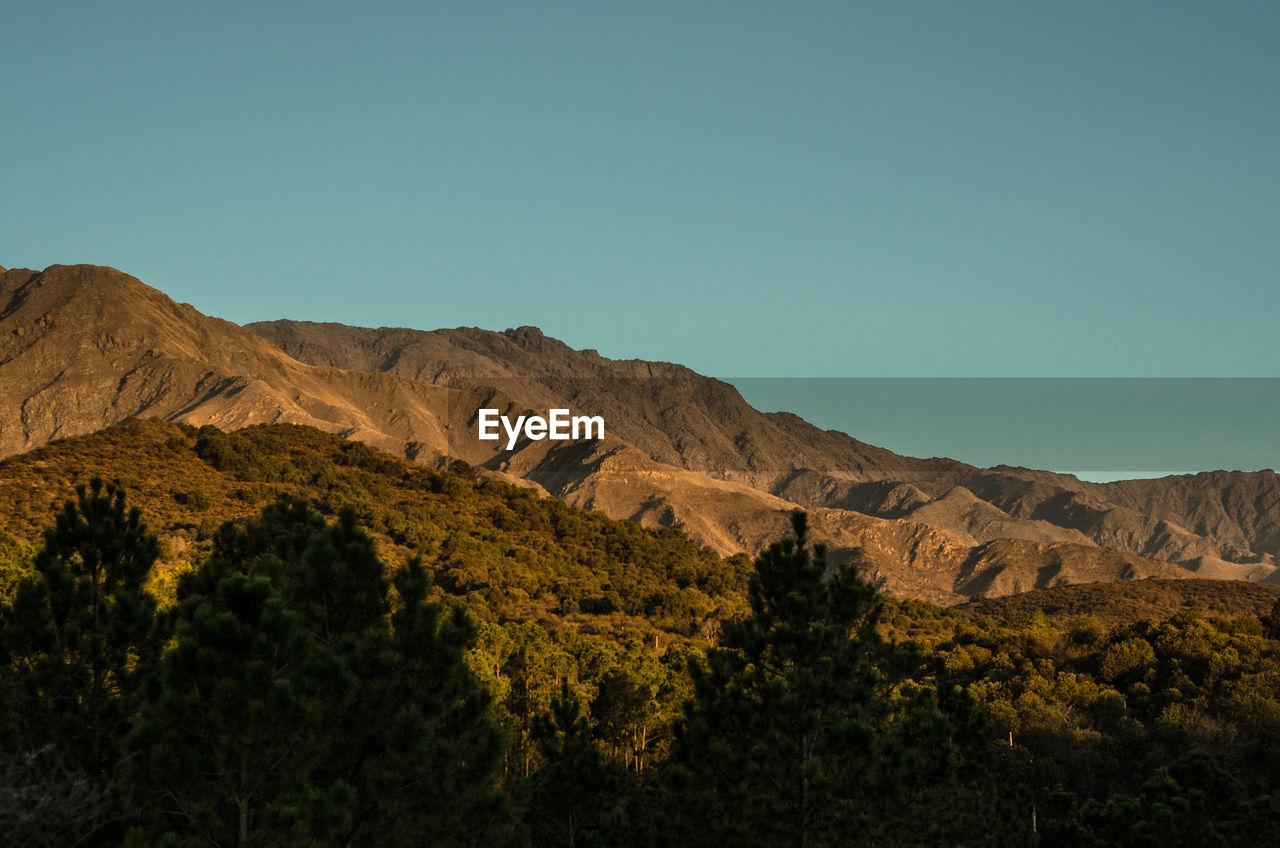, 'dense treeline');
0,421,756,783
881,598,1280,799
956,579,1280,630
4,440,1280,842
4,486,1026,845
1,482,507,846
0,420,754,640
